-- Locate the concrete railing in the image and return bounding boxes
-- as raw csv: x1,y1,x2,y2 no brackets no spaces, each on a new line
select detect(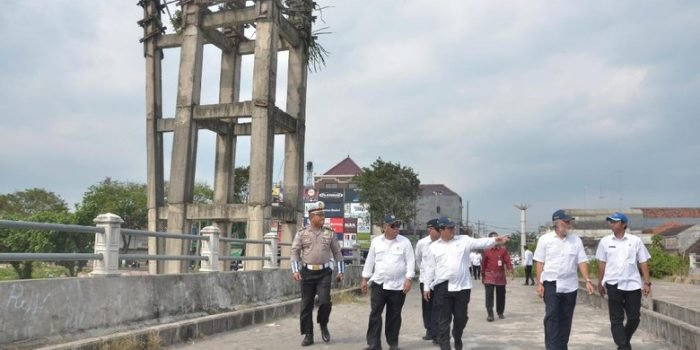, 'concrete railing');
0,214,280,273
0,214,368,275
690,253,698,275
